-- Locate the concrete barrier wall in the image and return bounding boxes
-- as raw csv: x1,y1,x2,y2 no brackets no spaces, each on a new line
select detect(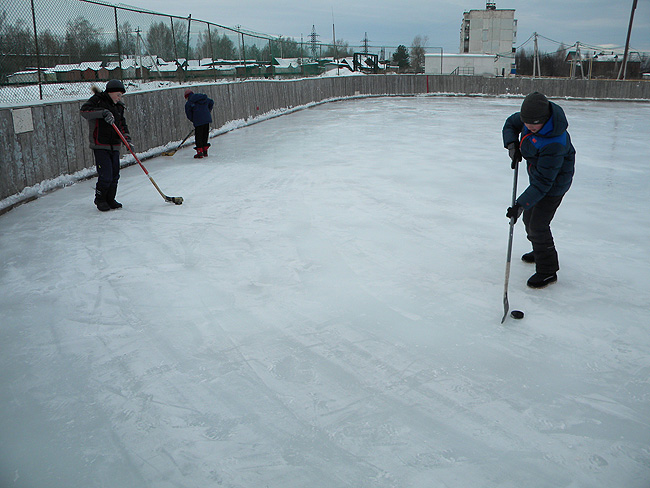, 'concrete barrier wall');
1,74,648,206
